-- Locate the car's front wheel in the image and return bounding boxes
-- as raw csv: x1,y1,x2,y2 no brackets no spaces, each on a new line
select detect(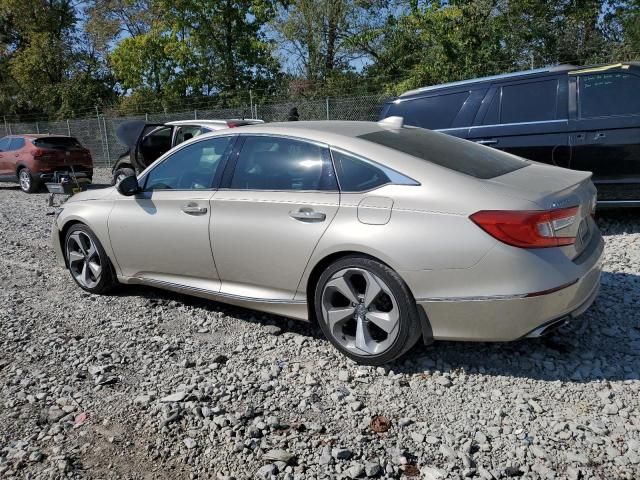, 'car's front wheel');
314,256,421,365
64,224,116,294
